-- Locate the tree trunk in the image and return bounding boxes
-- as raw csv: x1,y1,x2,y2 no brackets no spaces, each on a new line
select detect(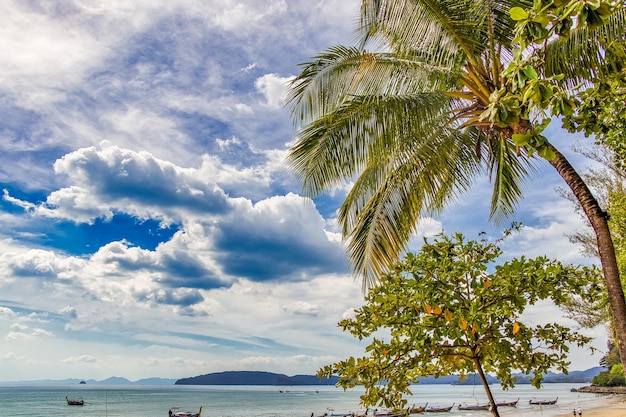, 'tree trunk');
549,144,626,373
474,359,500,417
